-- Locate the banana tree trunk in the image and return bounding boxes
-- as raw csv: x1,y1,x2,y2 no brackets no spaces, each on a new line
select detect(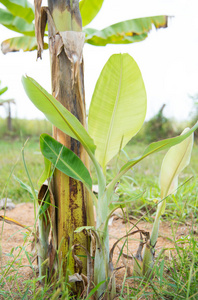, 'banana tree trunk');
46,0,94,282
